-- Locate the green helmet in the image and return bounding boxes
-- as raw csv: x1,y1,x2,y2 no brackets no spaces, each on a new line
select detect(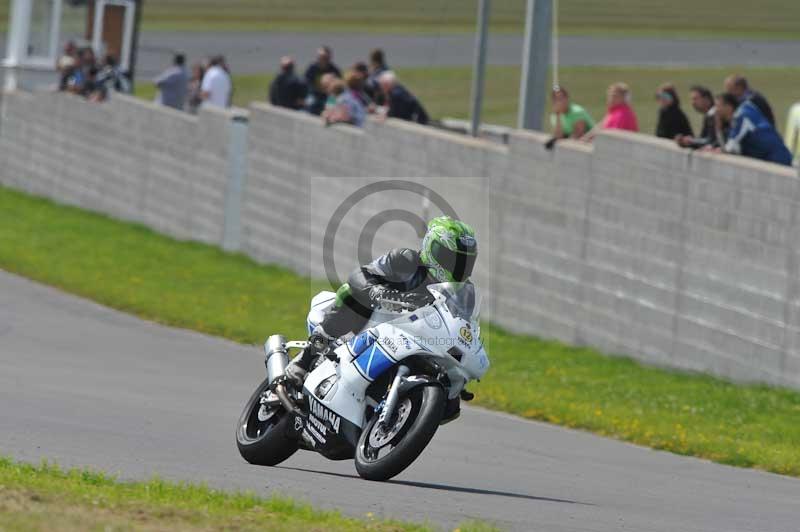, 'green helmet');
420,216,478,283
